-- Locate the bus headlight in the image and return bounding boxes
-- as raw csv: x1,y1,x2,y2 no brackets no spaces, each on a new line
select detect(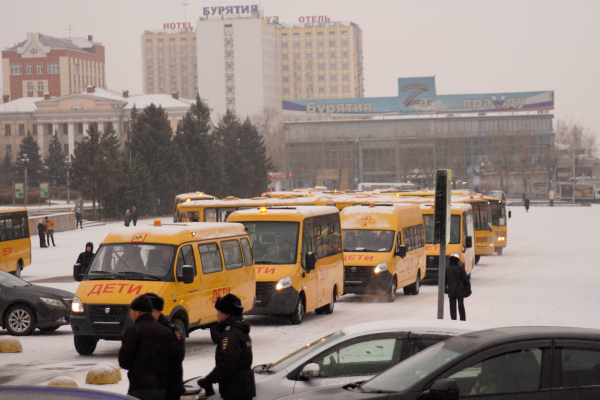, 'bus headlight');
71,297,84,313
276,275,293,290
374,262,388,274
